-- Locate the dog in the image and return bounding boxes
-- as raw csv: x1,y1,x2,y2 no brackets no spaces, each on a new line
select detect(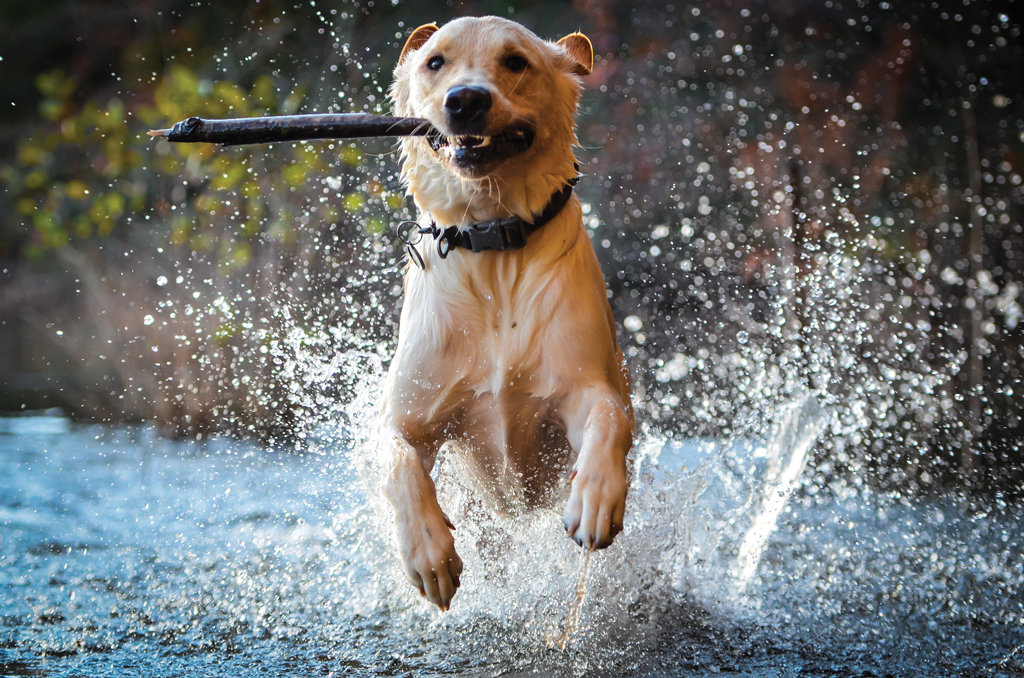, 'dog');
381,16,634,611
